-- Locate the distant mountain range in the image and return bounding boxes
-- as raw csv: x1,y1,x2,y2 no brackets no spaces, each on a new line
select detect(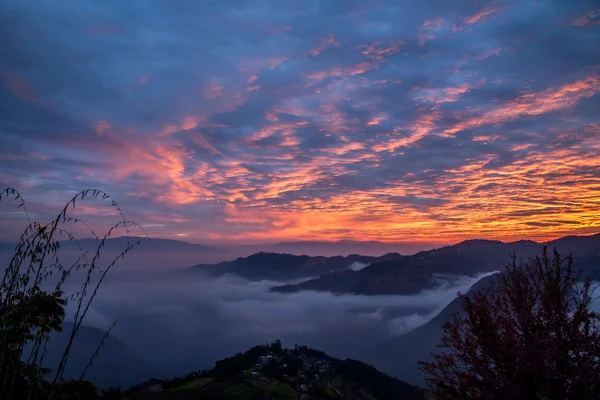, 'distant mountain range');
61,236,234,268
187,252,403,281
0,237,432,271
225,240,430,258
0,237,233,271
269,234,600,295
